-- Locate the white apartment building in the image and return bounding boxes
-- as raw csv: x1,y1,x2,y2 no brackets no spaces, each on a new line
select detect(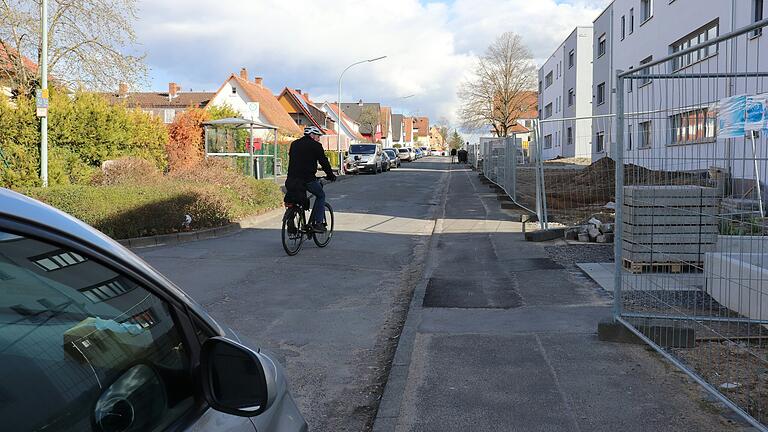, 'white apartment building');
592,0,768,181
538,26,594,160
